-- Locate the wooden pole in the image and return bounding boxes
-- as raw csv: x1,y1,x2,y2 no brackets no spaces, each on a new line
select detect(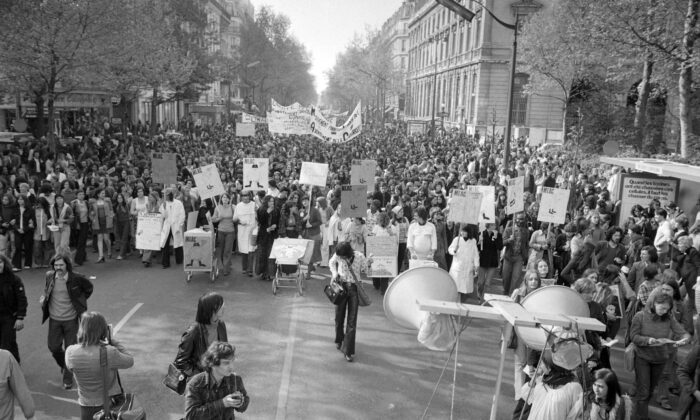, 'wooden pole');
490,323,509,420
